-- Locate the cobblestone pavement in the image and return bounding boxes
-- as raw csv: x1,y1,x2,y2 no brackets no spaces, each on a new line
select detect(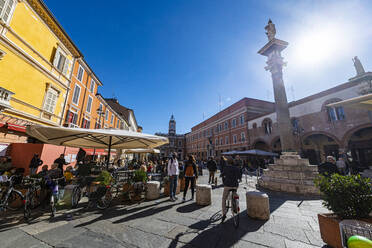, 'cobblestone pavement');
0,171,329,248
